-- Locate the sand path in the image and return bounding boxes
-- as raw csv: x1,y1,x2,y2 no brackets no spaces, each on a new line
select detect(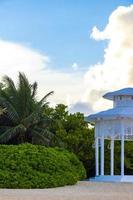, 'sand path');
0,181,133,200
